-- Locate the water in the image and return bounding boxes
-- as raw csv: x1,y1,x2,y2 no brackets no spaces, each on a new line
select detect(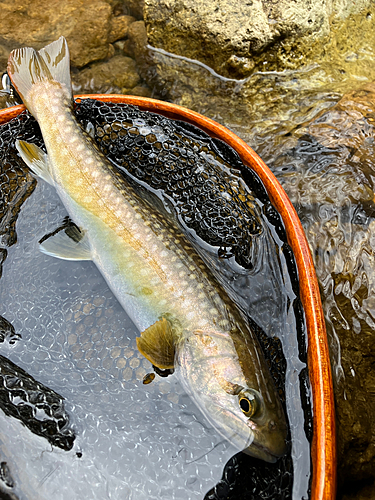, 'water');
140,22,375,492
0,181,237,499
